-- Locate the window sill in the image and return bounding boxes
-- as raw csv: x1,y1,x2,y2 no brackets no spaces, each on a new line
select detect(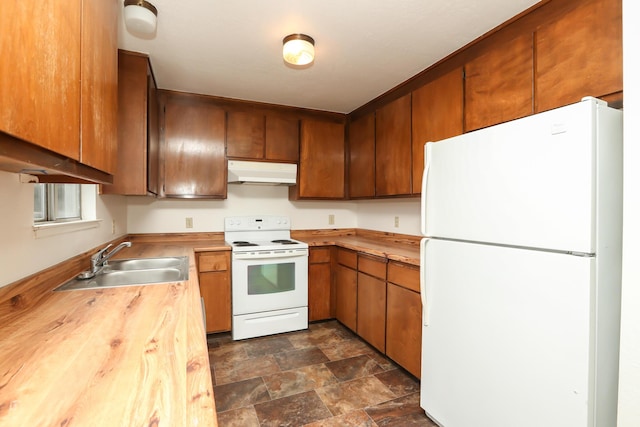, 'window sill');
33,219,102,239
